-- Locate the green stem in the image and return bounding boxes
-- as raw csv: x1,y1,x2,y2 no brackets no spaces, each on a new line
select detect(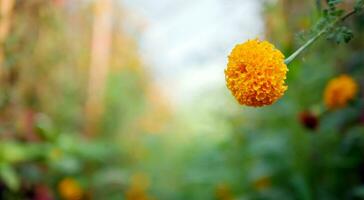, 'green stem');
284,28,326,65
284,9,358,65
